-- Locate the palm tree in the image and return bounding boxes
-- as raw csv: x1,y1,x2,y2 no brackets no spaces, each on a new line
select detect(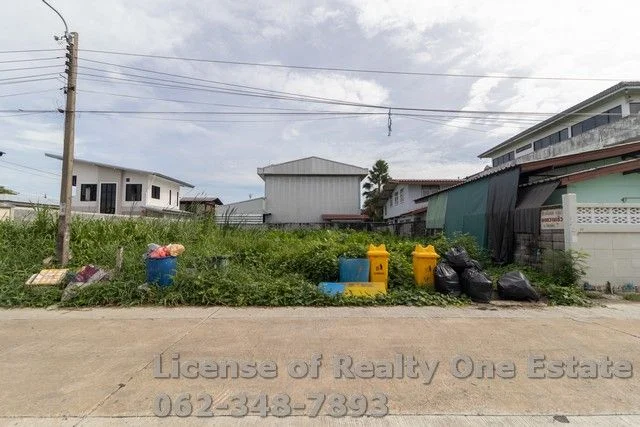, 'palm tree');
362,160,390,221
